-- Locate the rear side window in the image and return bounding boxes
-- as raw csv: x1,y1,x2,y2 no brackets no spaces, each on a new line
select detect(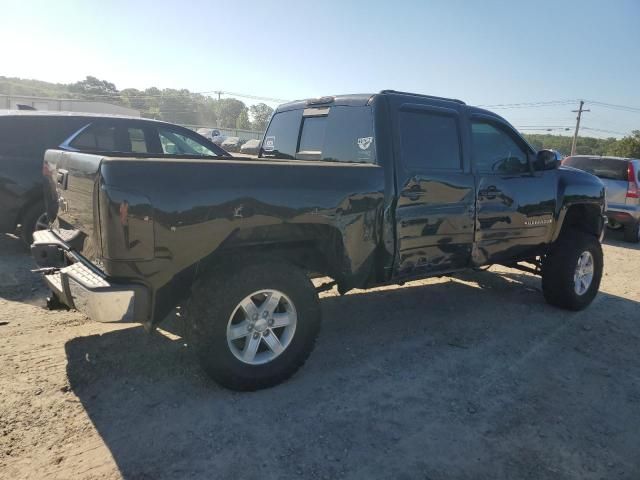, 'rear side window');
262,106,376,164
399,110,461,170
71,124,117,151
563,156,630,181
